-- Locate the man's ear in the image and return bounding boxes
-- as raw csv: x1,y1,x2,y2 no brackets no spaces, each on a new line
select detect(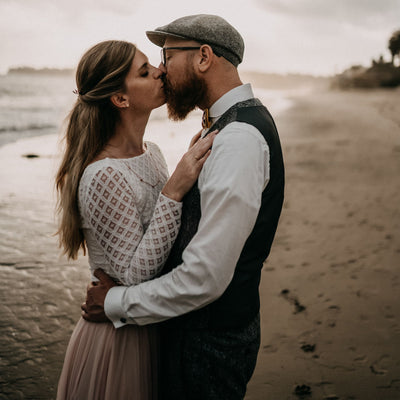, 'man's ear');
110,93,129,109
198,45,213,72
